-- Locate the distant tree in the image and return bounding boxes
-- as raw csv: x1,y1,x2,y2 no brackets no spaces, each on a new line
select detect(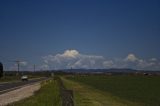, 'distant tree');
0,62,3,78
